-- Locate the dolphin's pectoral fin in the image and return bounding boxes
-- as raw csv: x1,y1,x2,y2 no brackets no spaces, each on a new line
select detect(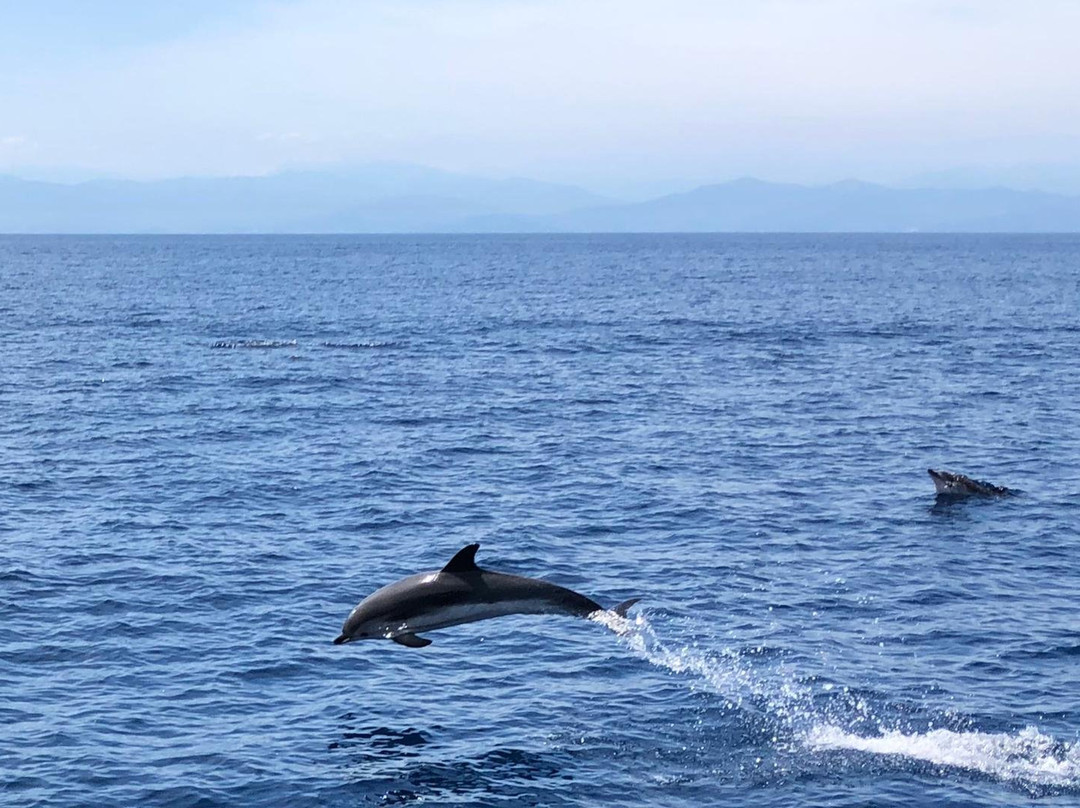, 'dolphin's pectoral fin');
392,633,432,648
612,598,641,617
441,543,481,574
